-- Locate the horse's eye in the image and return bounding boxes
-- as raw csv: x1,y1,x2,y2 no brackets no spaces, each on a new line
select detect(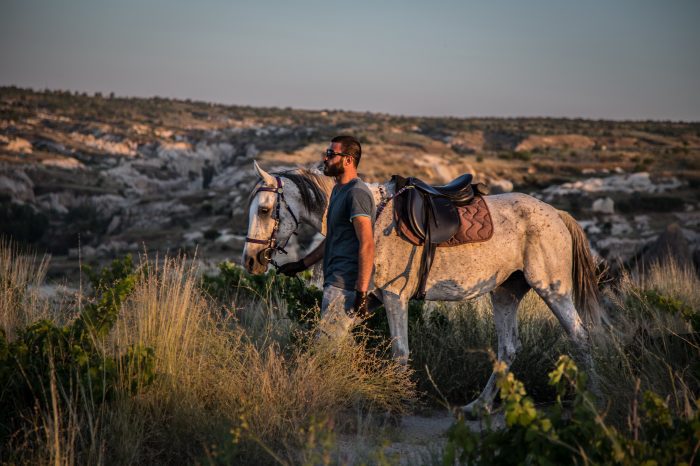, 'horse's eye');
259,207,270,215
